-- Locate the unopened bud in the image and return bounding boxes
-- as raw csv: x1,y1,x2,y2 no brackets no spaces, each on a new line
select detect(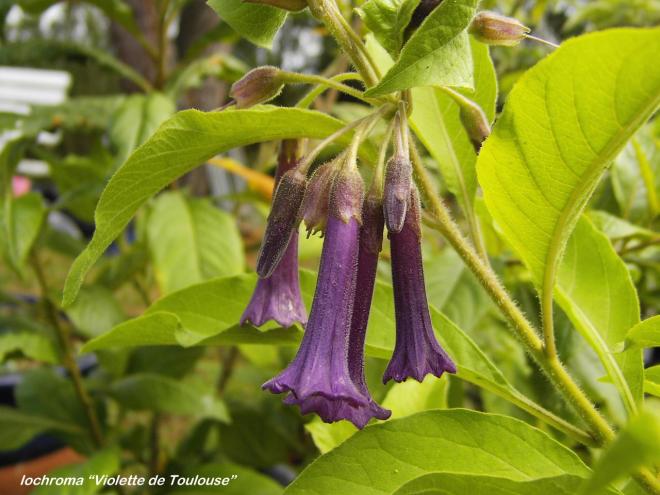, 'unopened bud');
383,154,412,233
301,160,336,237
256,169,307,278
229,66,285,109
458,101,491,152
243,0,307,11
469,11,530,47
330,167,364,224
